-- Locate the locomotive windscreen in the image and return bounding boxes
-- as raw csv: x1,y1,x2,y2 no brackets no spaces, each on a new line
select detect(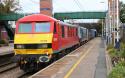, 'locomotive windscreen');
18,22,51,33
35,22,50,33
18,23,32,33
